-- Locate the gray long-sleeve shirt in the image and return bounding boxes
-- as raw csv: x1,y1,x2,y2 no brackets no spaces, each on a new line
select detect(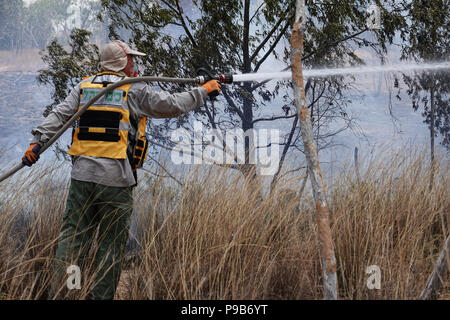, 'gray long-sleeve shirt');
31,72,207,187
